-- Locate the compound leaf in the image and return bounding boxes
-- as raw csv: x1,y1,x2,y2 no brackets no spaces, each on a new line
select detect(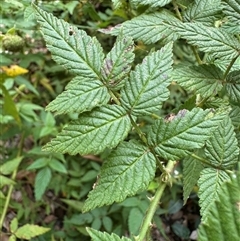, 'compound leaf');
83,140,156,211
121,42,173,116
42,105,132,155
46,76,110,115
101,10,180,44
221,0,240,24
166,21,240,60
224,70,240,103
205,116,239,168
87,228,132,241
172,64,223,98
198,172,240,241
198,168,230,222
34,5,104,78
101,34,135,90
147,108,226,160
183,152,204,204
183,0,222,26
